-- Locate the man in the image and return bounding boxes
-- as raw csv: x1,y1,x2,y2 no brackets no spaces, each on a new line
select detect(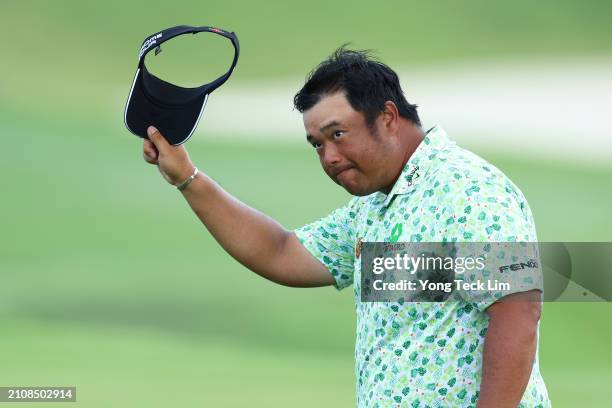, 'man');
142,47,551,407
